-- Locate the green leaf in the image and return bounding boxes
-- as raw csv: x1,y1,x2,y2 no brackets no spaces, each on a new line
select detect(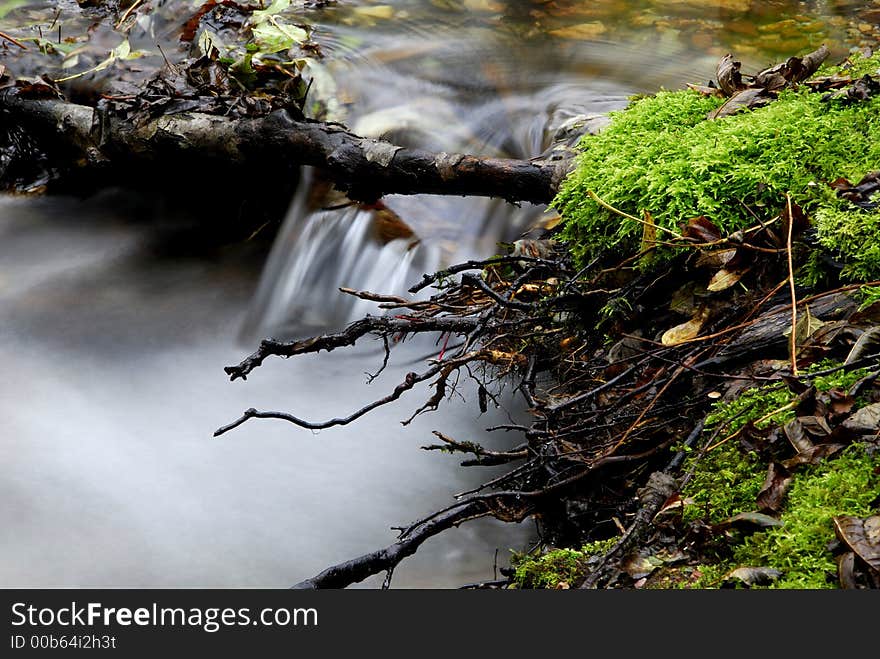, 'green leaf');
251,0,293,24
252,20,307,54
